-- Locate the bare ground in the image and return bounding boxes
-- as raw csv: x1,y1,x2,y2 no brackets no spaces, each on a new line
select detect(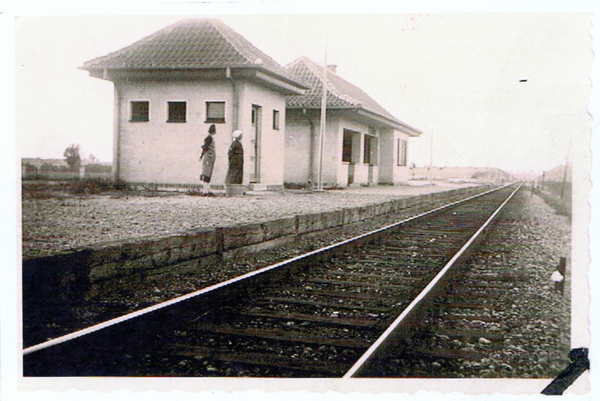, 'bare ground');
21,180,472,258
